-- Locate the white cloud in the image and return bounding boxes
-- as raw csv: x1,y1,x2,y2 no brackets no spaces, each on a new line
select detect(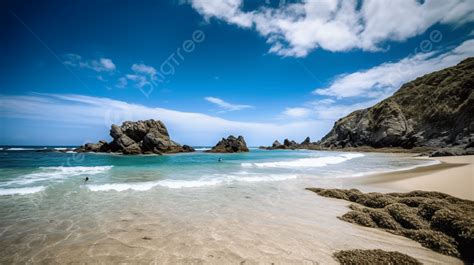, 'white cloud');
314,39,474,99
204,96,254,112
98,58,116,71
124,63,159,89
189,0,474,57
63,54,116,72
131,63,157,76
282,107,311,119
0,94,329,145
